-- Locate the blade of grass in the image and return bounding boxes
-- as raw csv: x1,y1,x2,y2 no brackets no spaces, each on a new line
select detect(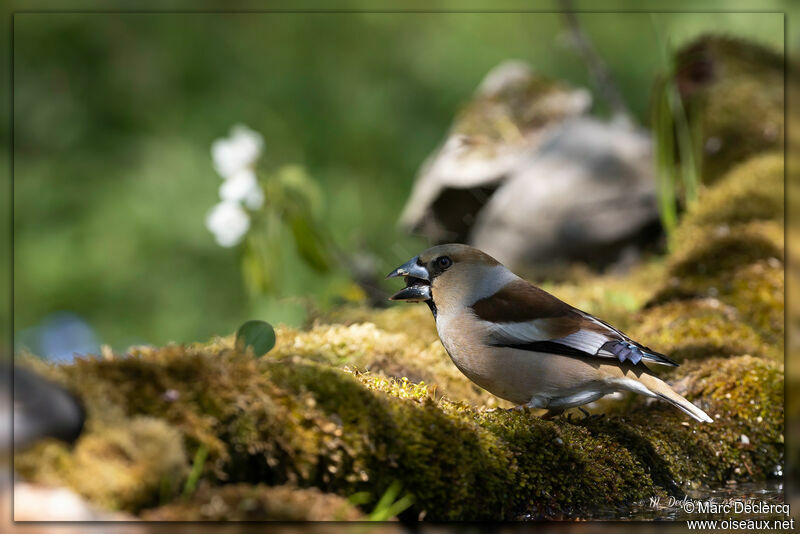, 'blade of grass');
649,14,703,247
182,444,208,500
367,481,415,521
